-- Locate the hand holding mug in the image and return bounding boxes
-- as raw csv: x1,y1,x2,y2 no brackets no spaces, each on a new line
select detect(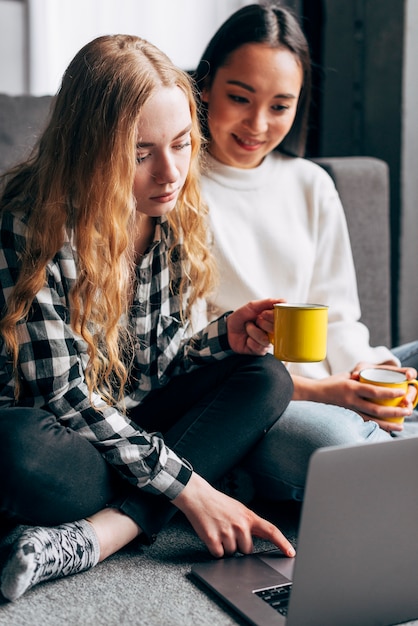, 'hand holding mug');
358,367,418,424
